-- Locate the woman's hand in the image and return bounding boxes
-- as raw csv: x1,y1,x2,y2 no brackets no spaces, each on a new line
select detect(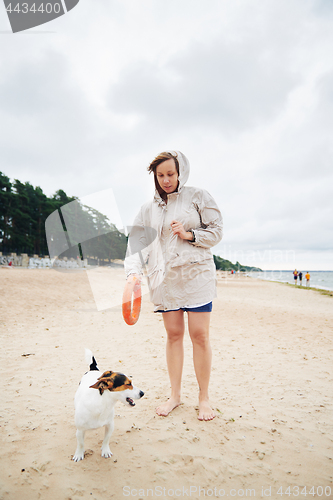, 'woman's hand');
170,220,193,241
126,273,142,285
